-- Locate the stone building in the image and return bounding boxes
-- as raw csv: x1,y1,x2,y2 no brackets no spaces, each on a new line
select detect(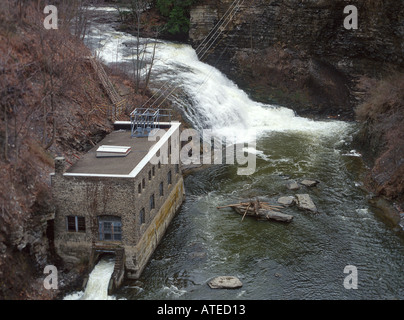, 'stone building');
51,122,184,289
